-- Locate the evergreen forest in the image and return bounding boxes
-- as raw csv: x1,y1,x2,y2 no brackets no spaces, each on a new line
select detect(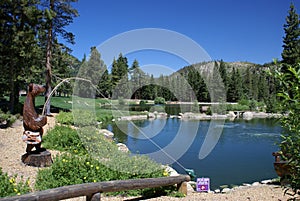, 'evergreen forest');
0,1,299,115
